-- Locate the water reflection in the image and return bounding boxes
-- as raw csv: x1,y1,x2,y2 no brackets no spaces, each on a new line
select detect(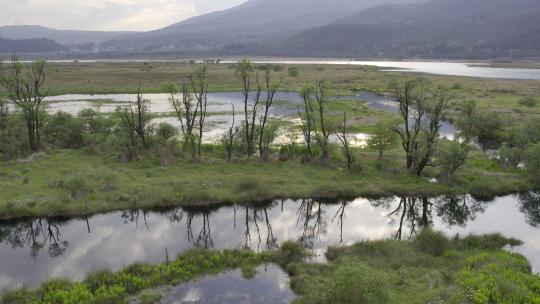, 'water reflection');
160,264,295,304
0,194,538,288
